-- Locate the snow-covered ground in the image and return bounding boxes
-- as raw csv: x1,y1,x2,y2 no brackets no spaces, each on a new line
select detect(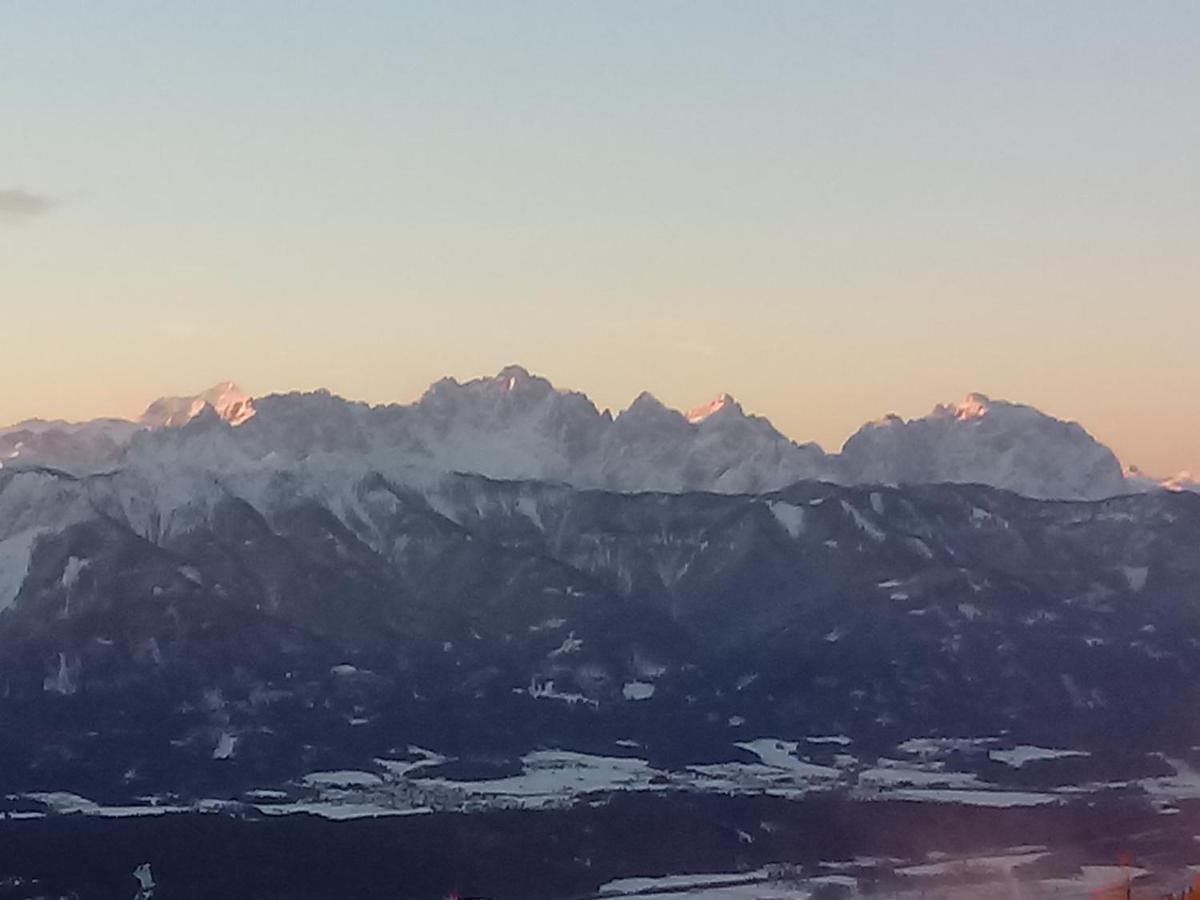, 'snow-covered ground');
989,745,1089,768
599,870,775,895
590,850,1181,900
884,788,1058,807
596,870,802,900
255,802,432,821
10,736,1129,821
